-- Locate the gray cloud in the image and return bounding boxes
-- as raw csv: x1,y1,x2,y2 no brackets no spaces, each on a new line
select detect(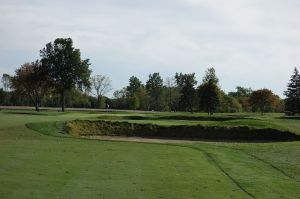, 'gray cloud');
0,0,299,96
